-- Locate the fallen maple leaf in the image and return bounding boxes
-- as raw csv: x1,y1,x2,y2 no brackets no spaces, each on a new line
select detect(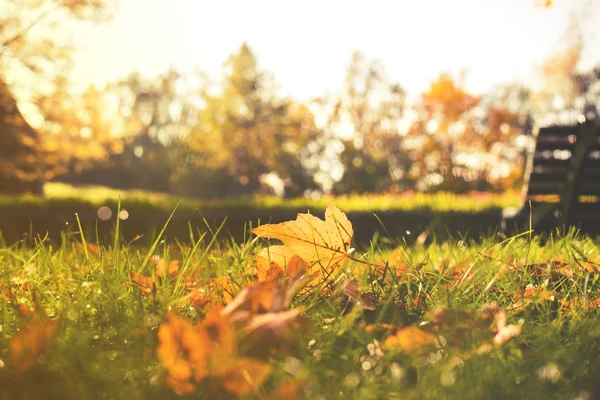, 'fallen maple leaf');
252,204,353,285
